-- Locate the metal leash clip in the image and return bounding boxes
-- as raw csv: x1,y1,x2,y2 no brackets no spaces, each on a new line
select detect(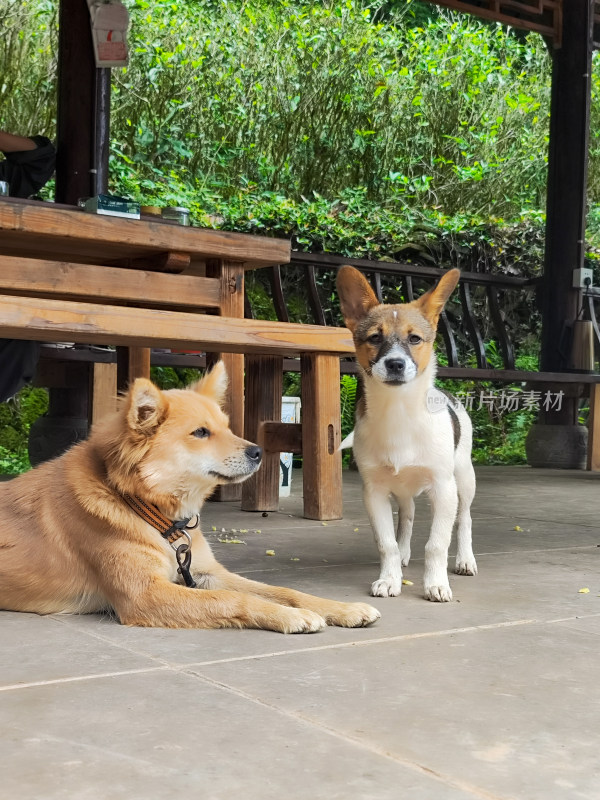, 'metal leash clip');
173,529,197,588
